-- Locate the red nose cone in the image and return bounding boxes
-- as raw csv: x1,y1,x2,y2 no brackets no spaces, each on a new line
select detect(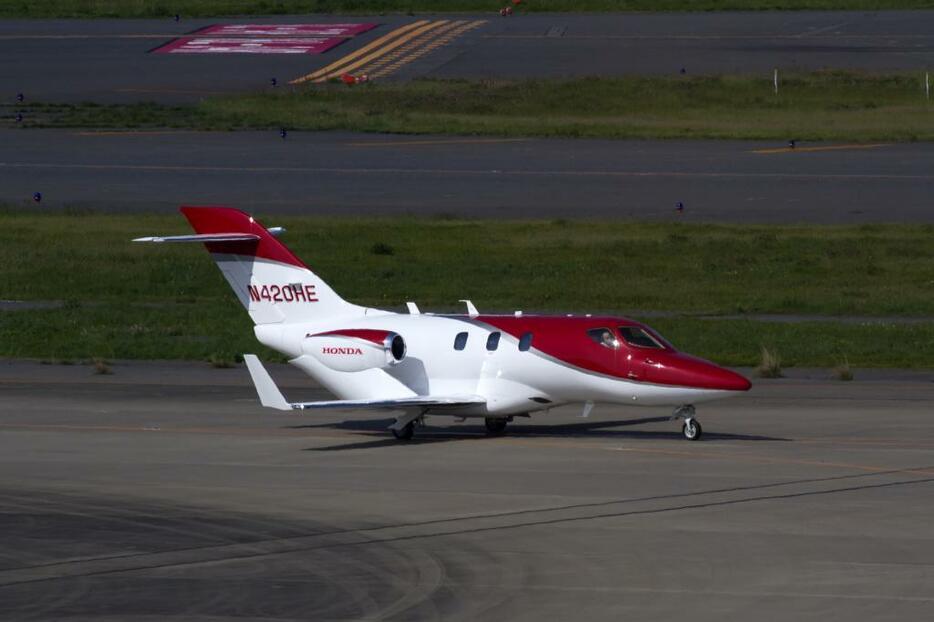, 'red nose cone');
647,353,752,391
706,365,752,392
